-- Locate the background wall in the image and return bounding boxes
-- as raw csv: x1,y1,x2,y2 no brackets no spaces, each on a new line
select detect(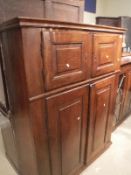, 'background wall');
84,0,105,24
84,0,131,24
103,0,131,17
